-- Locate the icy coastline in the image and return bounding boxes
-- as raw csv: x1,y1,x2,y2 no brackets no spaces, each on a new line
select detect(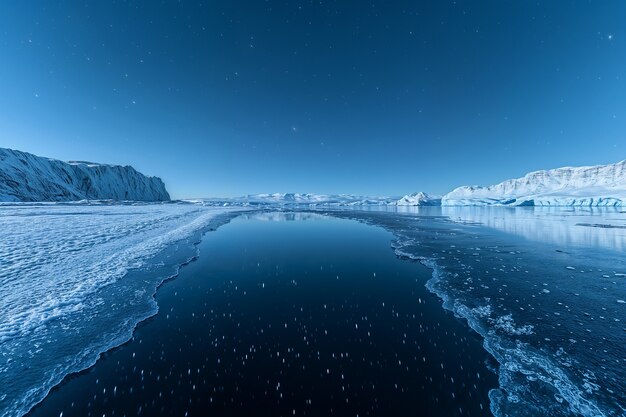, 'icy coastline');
321,208,625,417
0,203,241,417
